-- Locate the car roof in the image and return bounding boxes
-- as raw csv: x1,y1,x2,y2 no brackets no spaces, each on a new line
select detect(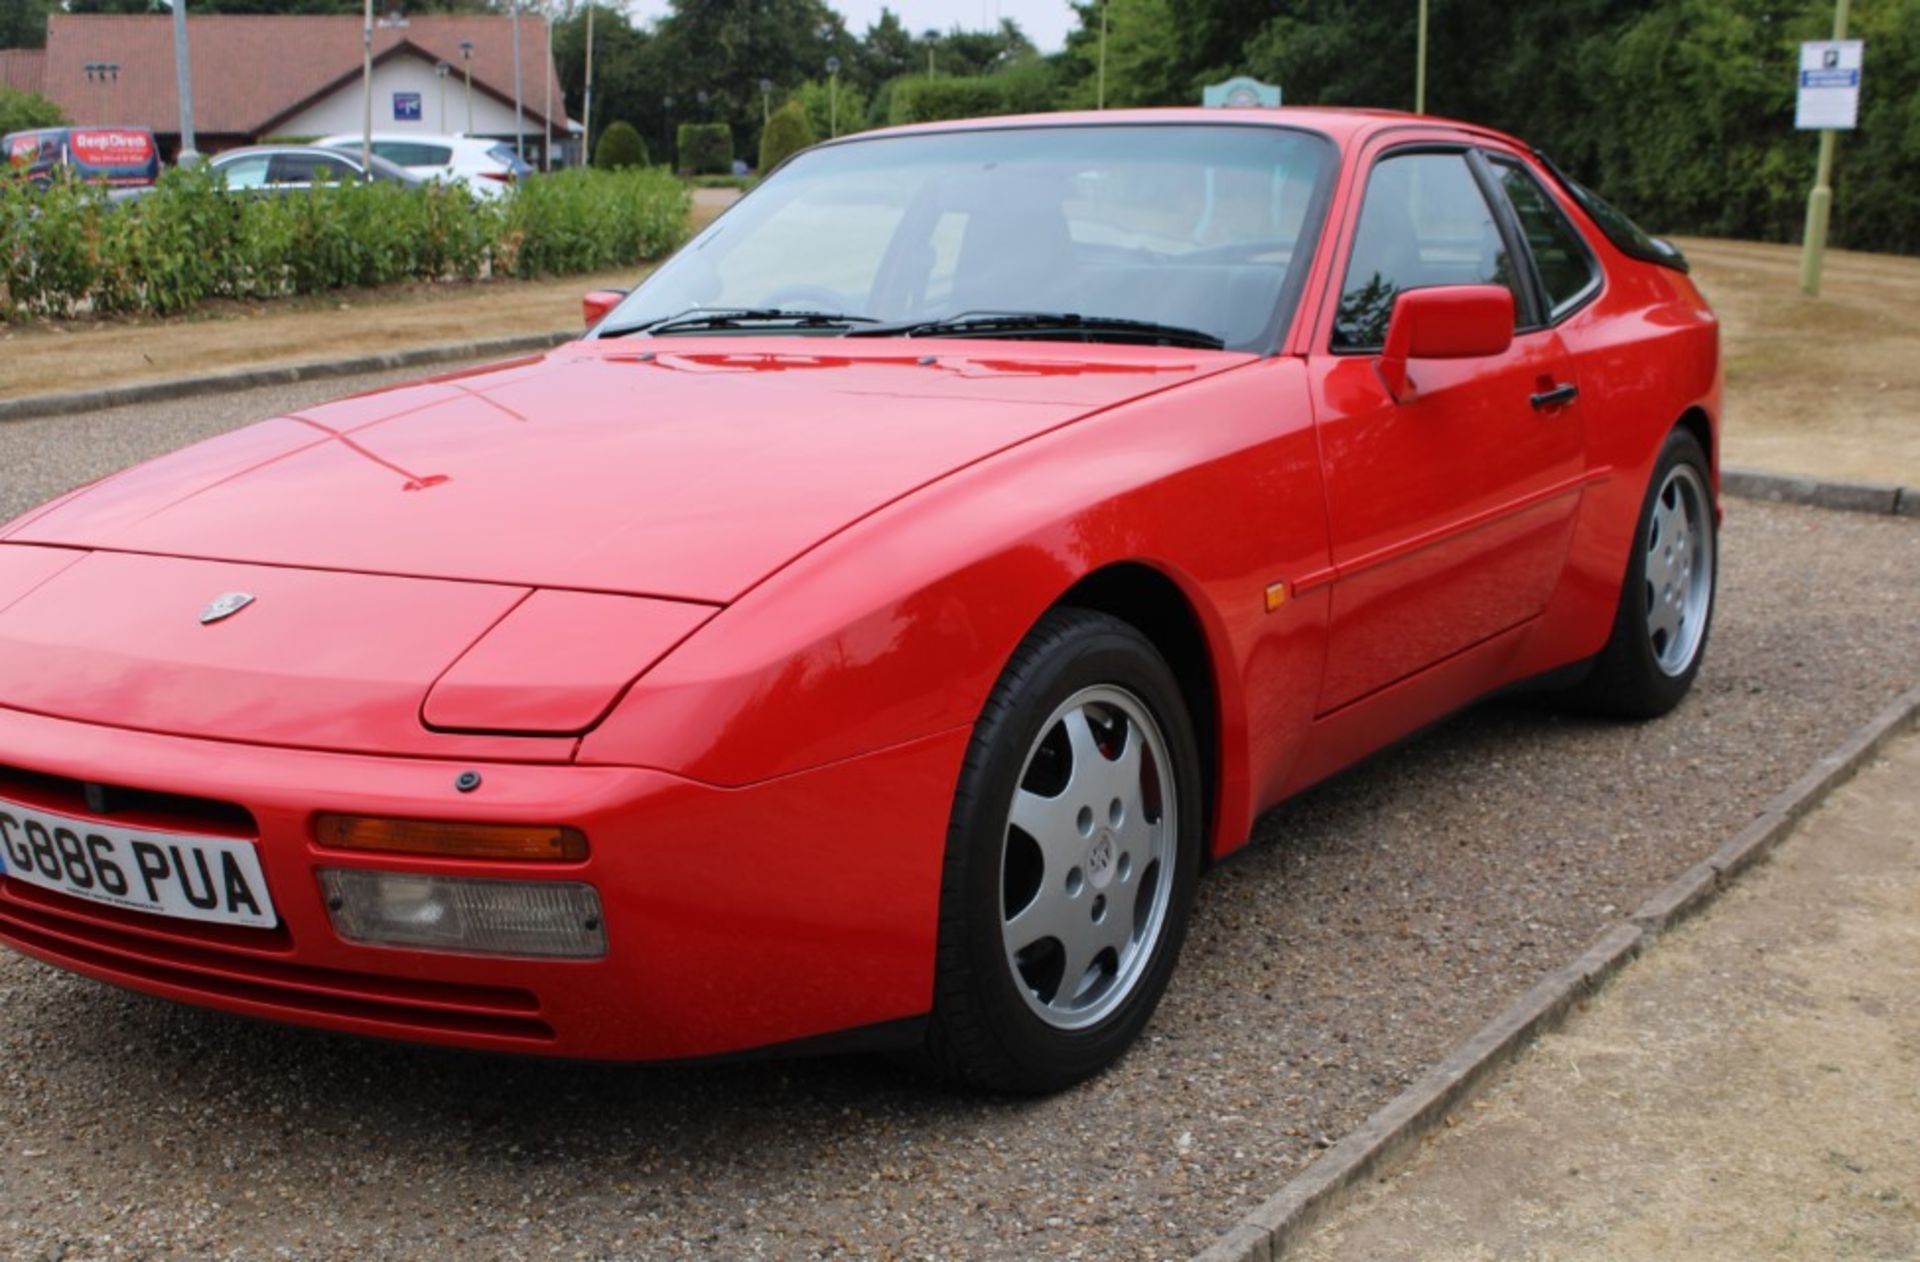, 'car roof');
833,106,1528,154
213,144,360,160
